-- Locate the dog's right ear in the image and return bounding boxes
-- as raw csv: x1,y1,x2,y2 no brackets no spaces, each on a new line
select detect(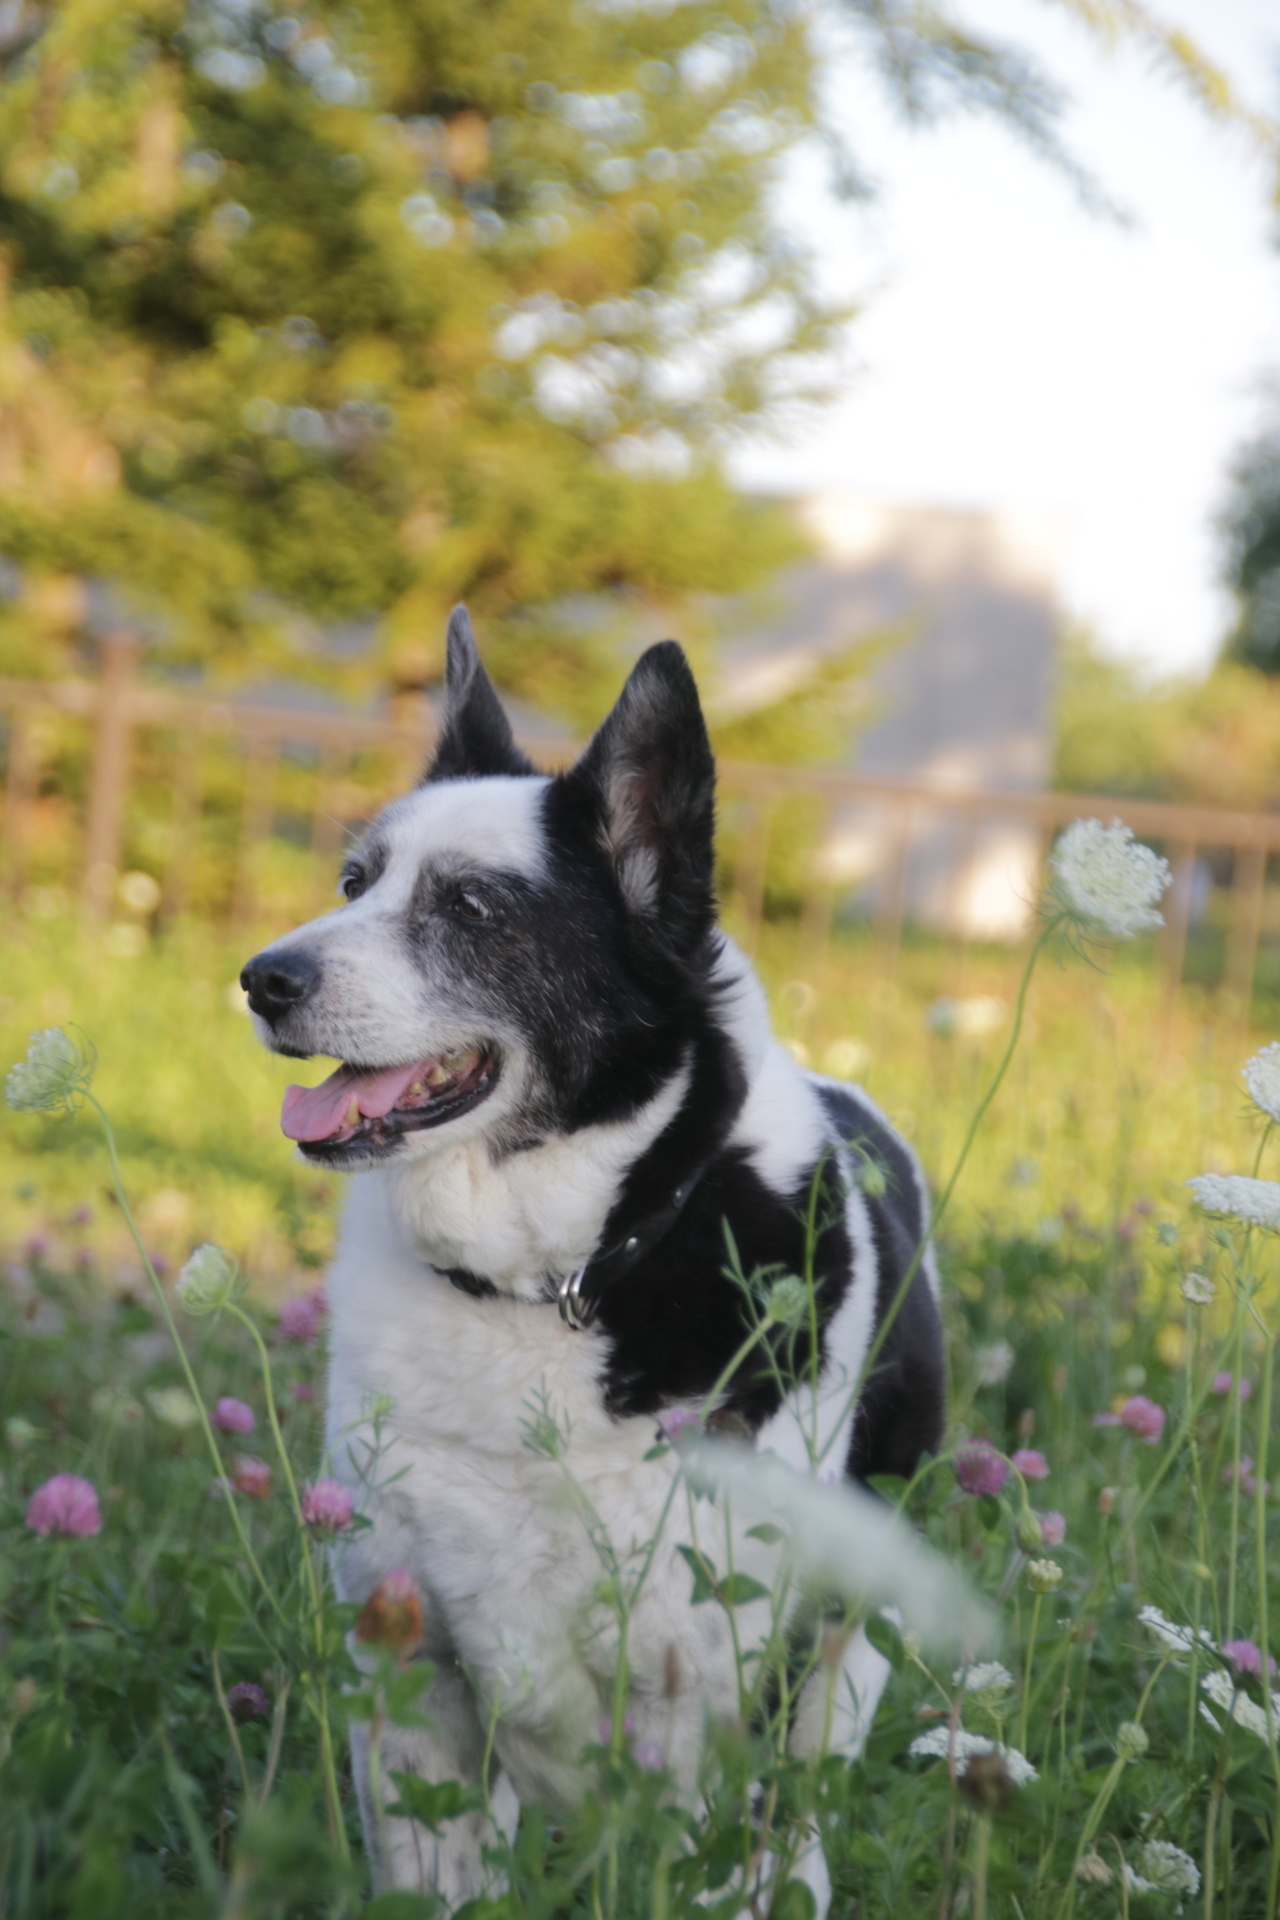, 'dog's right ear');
423,606,535,782
565,640,716,958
